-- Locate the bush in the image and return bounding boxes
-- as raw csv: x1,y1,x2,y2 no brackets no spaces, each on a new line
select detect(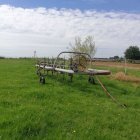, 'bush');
0,56,5,59
124,46,140,60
